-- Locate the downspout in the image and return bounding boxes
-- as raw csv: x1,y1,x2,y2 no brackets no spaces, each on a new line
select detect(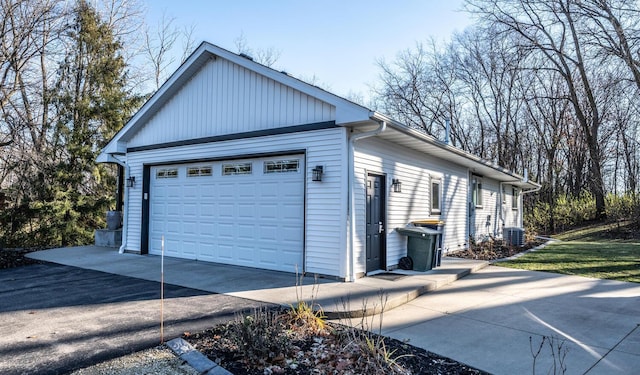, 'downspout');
346,117,386,282
517,170,542,228
111,155,129,254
